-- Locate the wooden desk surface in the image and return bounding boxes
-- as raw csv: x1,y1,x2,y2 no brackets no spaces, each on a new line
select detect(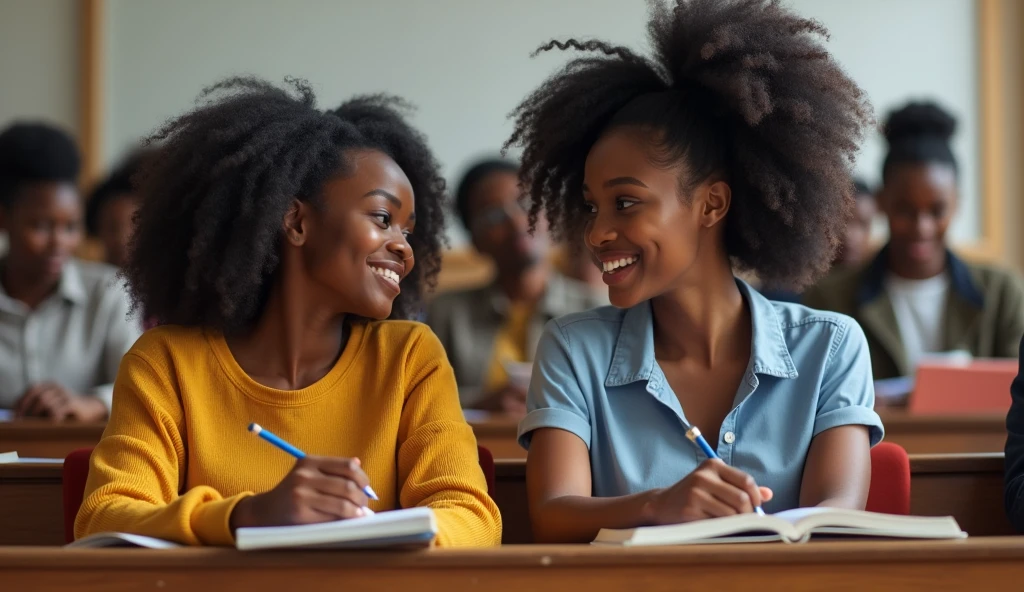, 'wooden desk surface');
3,453,1013,546
0,420,104,459
1,538,1023,591
0,409,1007,462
